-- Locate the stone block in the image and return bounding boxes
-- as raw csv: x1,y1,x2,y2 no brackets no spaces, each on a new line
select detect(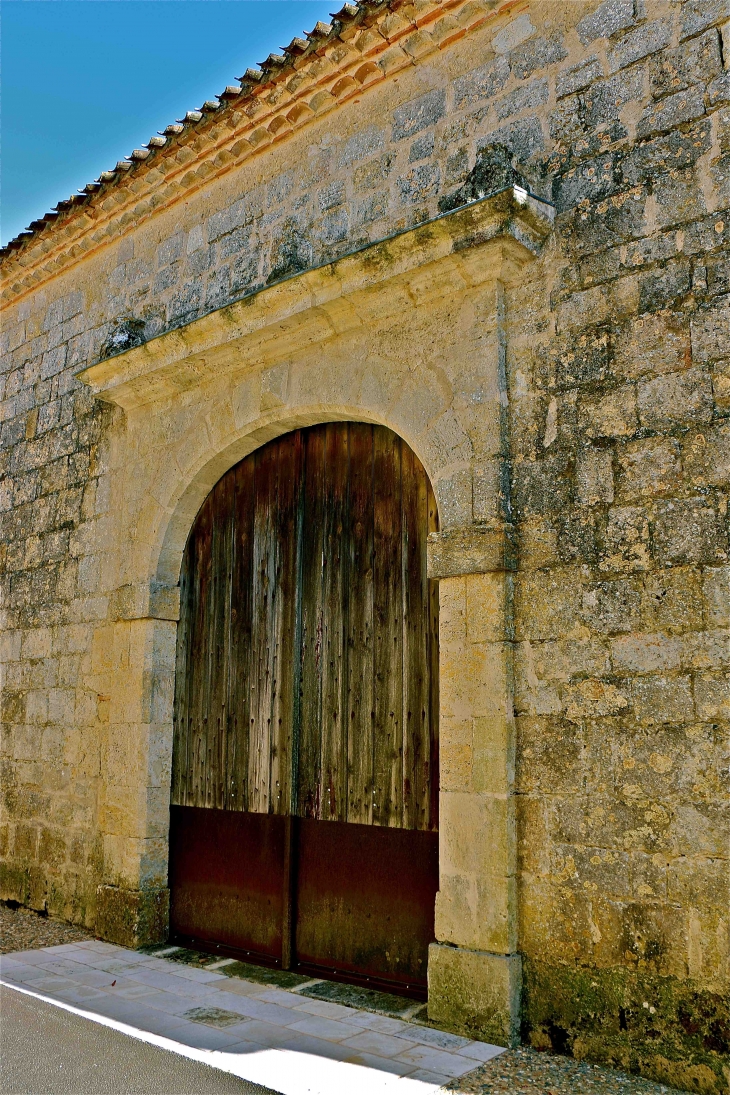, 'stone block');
650,29,723,99
515,714,585,794
465,573,511,644
428,944,521,1046
557,55,604,99
691,299,730,363
639,258,693,313
440,640,512,723
680,0,730,40
579,386,637,440
478,116,545,162
613,312,691,380
694,672,730,719
651,499,727,565
515,450,574,516
616,438,681,500
611,632,683,674
703,566,730,627
654,168,707,230
514,643,563,716
637,85,707,139
472,714,513,796
392,88,446,142
495,78,549,122
396,162,441,205
333,127,385,169
582,578,642,634
95,884,169,948
576,446,614,507
600,505,651,573
683,423,730,488
555,326,612,390
428,526,514,579
609,19,672,72
515,567,585,642
511,35,567,81
631,674,695,724
435,870,515,955
584,67,645,130
492,11,534,53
